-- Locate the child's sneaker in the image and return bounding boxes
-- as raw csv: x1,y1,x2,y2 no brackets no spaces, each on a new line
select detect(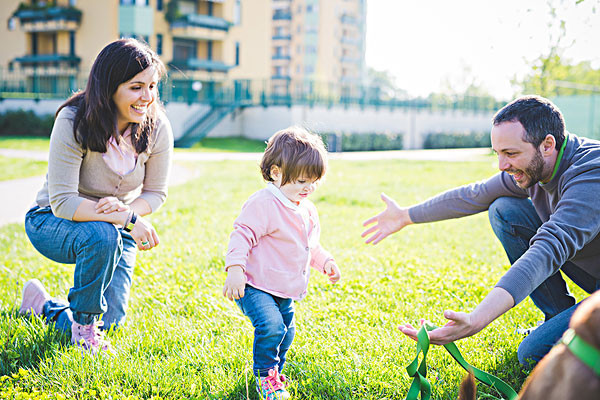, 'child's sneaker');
257,367,290,400
19,279,50,315
71,320,112,355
